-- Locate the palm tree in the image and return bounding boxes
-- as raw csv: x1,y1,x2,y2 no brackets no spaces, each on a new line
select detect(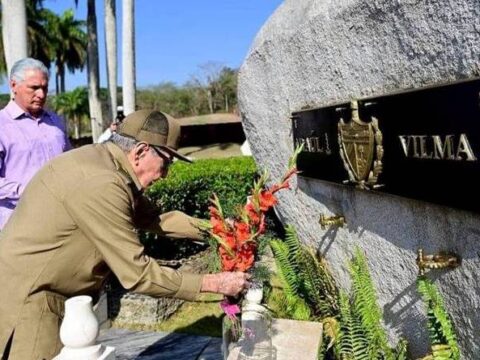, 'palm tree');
0,27,7,80
86,0,104,141
51,87,89,139
1,0,28,76
0,0,50,81
26,0,52,70
104,0,118,120
45,9,87,94
122,0,135,115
